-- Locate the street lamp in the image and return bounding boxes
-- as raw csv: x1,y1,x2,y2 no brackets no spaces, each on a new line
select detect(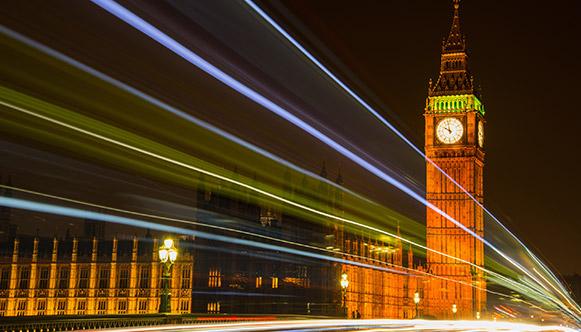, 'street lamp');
159,237,178,313
452,303,457,320
340,272,349,318
413,292,420,319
